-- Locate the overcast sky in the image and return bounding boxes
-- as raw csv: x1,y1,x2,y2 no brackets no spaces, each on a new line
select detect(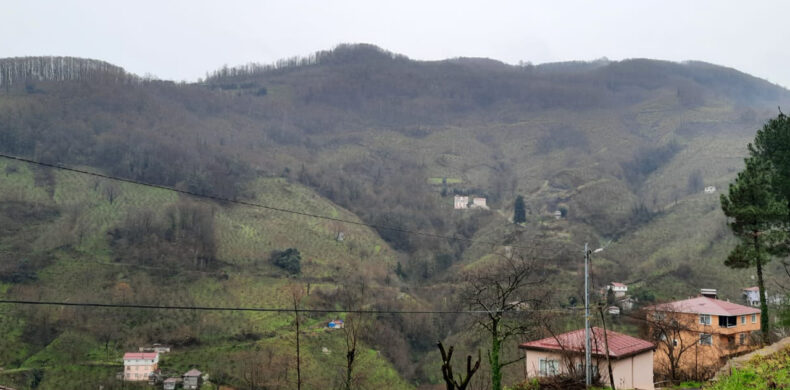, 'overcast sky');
4,1,789,87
